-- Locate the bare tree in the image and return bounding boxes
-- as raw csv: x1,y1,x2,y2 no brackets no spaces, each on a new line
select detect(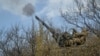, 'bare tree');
0,25,28,56
61,0,100,37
